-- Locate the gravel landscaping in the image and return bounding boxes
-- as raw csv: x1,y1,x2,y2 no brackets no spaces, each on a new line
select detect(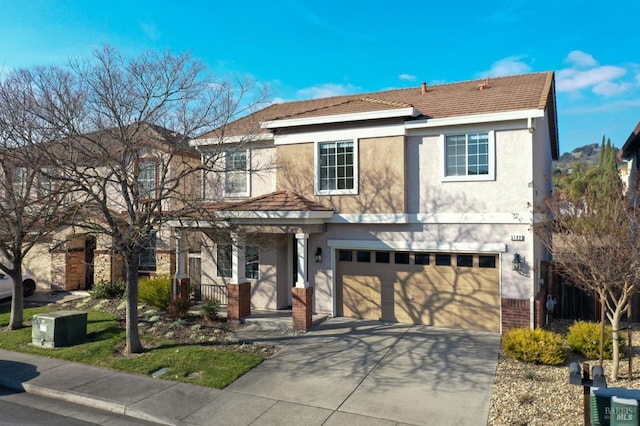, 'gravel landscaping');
488,321,640,425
